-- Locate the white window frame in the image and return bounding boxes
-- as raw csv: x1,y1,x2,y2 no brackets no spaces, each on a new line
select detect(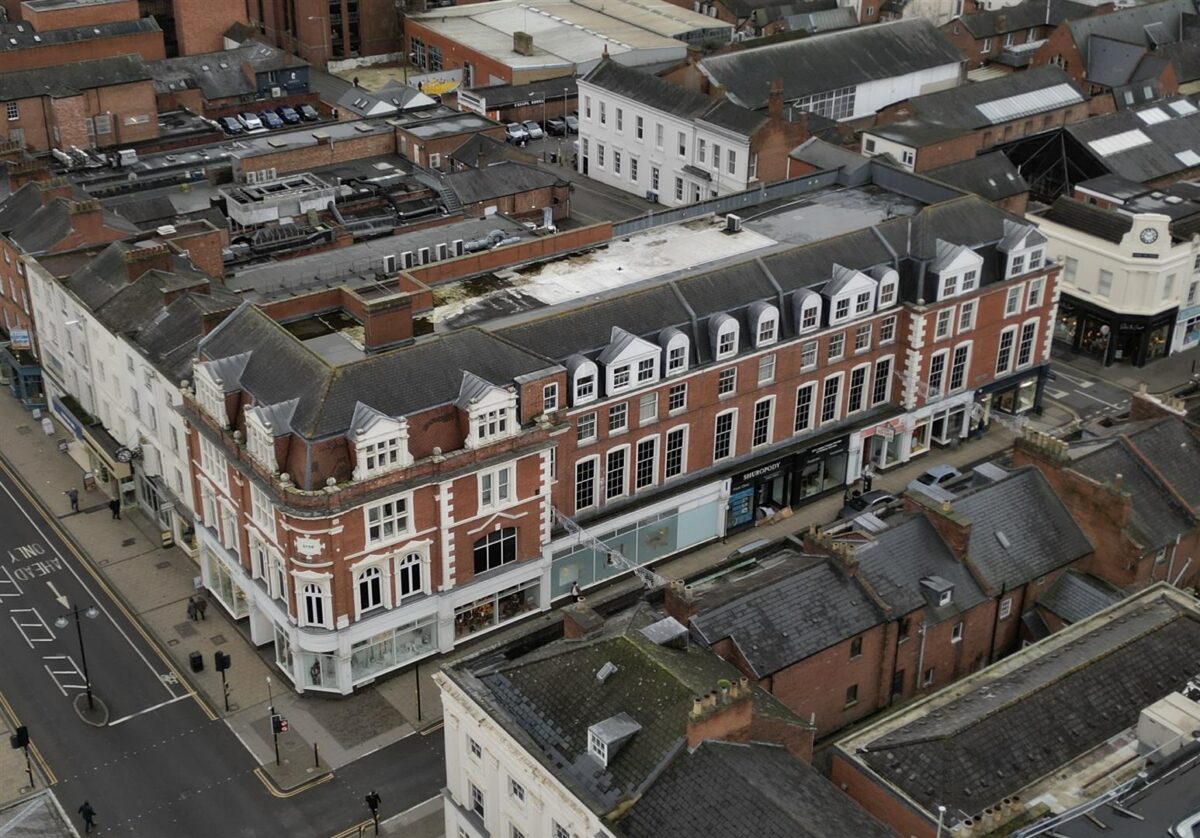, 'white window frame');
542,382,559,412
758,353,776,385
665,334,689,375
575,456,598,511
820,373,843,425
751,397,774,448
396,550,428,602
298,576,332,628
664,425,688,479
573,360,598,405
958,300,977,332
713,409,737,462
798,297,821,333
951,622,964,643
794,382,816,433
478,464,514,511
364,493,412,547
1005,285,1024,317
934,307,954,341
996,326,1016,375
755,306,779,346
715,320,739,359
634,434,658,490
